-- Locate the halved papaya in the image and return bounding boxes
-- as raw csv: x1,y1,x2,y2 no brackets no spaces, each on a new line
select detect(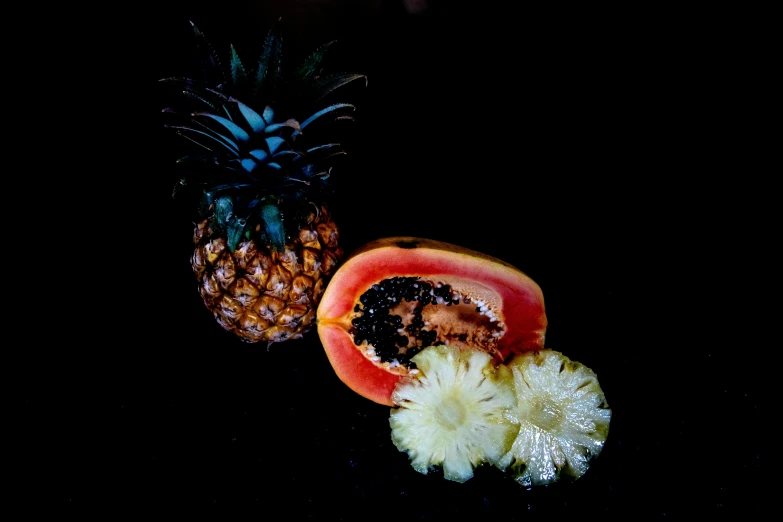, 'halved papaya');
316,237,548,406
